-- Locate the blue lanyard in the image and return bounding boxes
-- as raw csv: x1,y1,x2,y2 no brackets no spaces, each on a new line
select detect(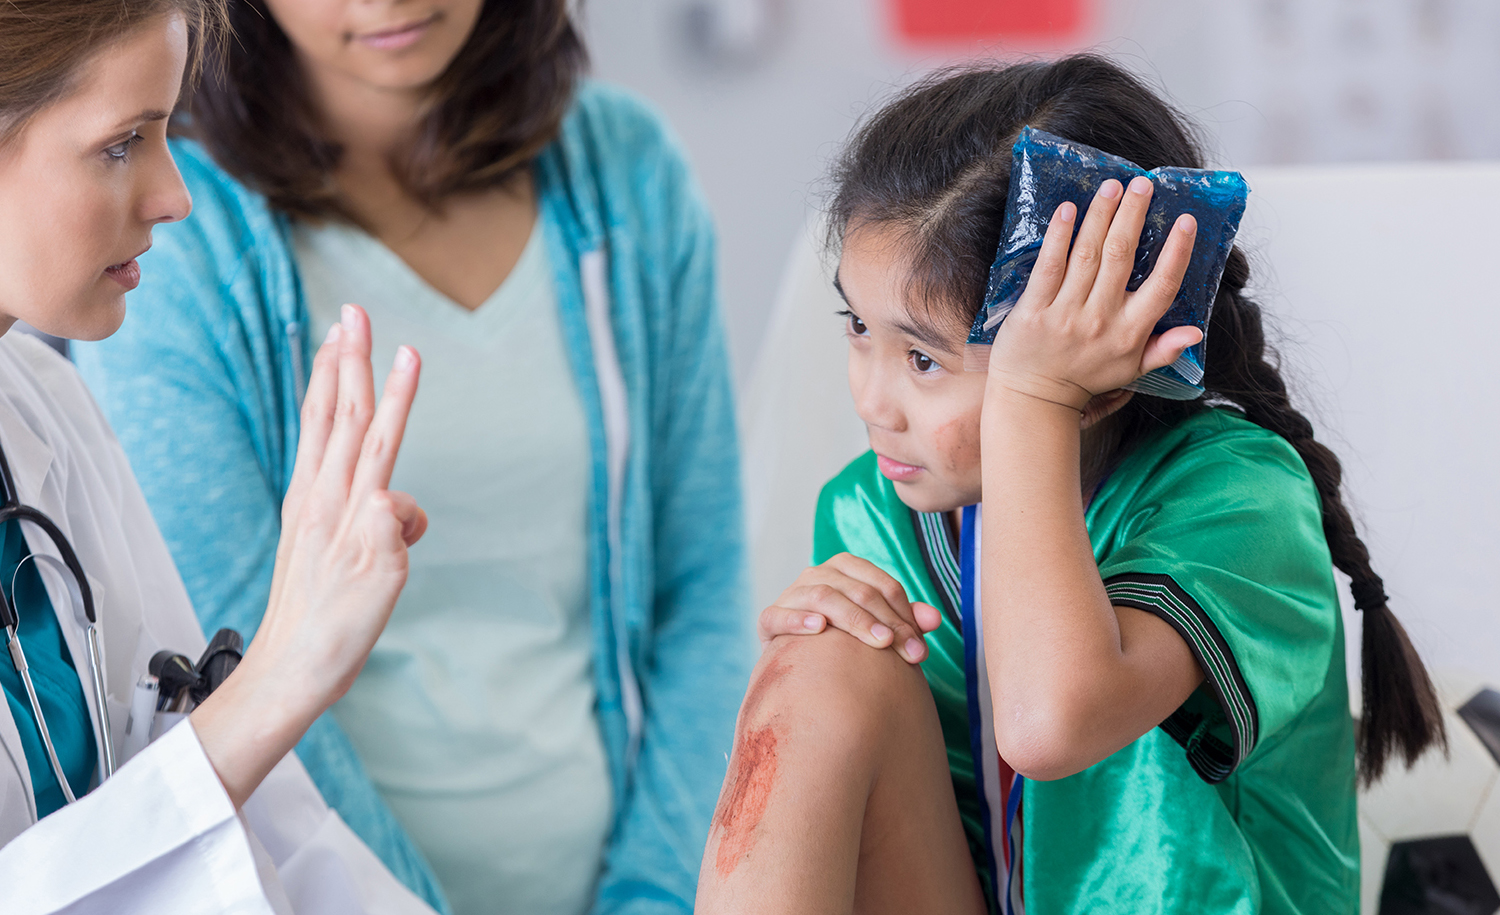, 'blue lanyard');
960,504,1024,915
